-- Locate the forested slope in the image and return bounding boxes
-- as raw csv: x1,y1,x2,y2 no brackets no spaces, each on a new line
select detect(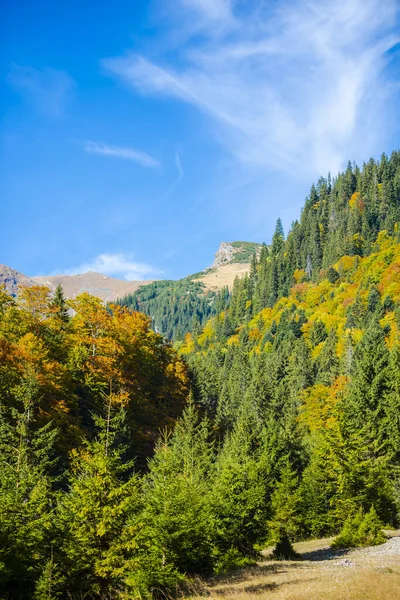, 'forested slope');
118,277,230,341
117,239,262,342
0,151,399,599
